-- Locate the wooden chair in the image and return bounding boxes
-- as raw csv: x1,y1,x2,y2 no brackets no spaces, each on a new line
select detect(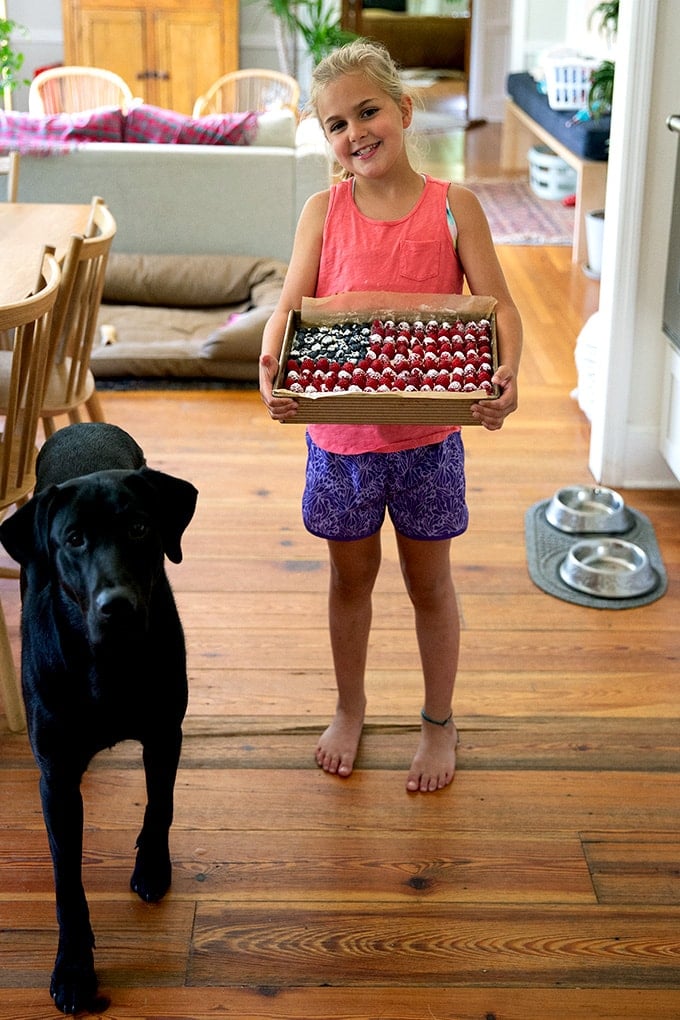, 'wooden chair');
192,69,300,120
0,151,19,202
0,248,61,732
0,197,116,444
28,65,135,115
38,197,117,436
